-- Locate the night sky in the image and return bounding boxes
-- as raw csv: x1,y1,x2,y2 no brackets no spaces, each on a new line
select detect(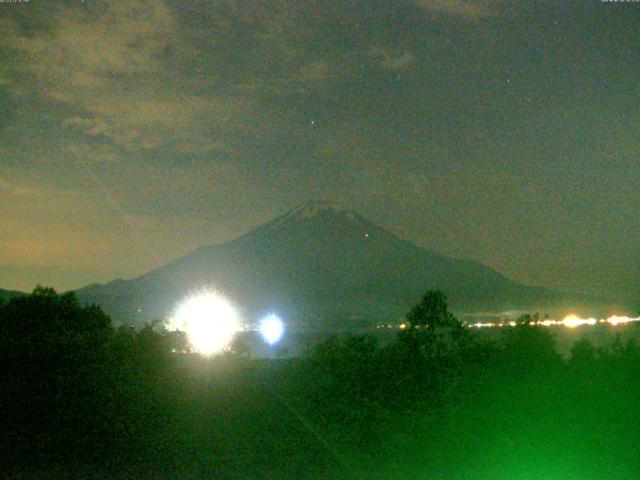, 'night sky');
0,0,638,299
